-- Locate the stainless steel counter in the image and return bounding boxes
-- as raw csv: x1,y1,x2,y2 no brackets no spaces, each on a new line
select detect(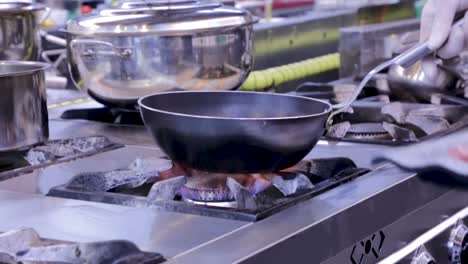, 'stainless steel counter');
0,190,249,258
